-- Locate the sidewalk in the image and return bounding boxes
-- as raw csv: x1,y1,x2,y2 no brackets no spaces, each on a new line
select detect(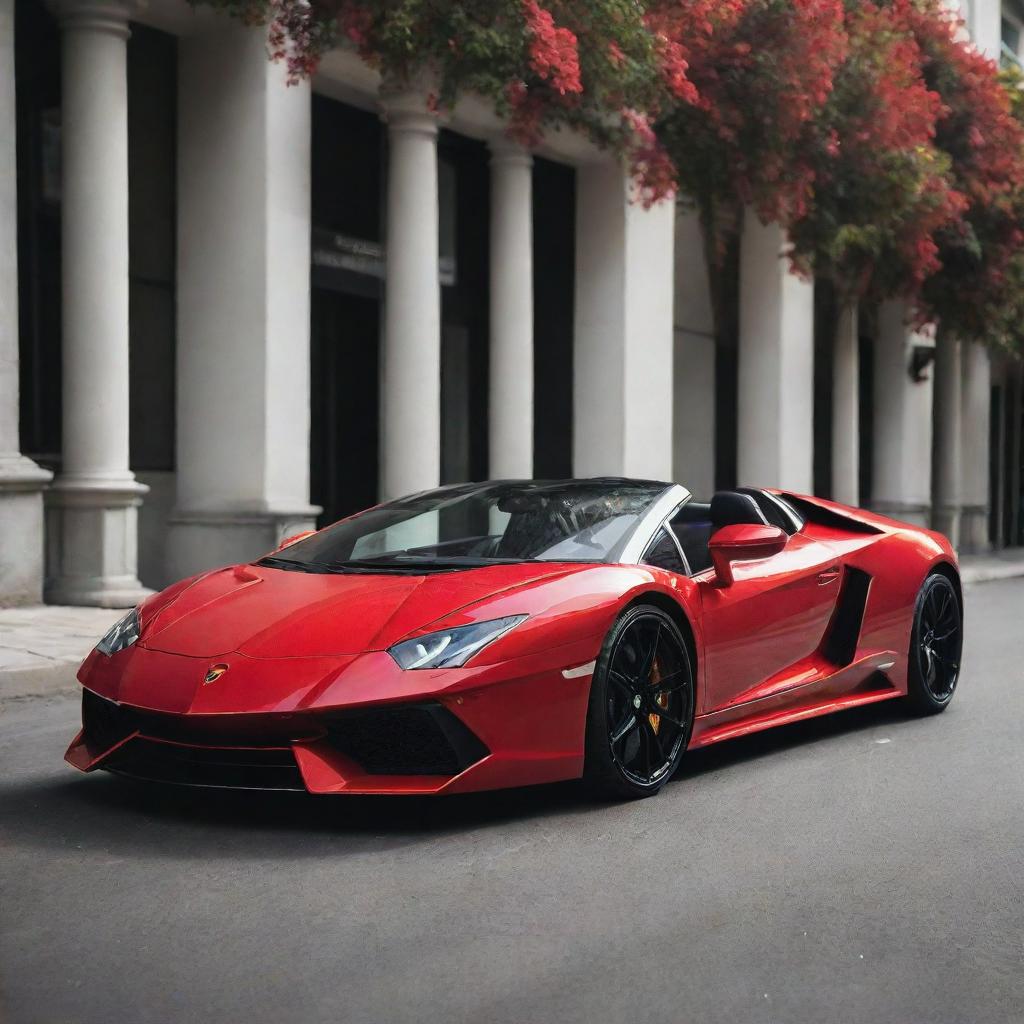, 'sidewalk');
957,546,1024,584
2,549,1022,704
0,605,123,703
